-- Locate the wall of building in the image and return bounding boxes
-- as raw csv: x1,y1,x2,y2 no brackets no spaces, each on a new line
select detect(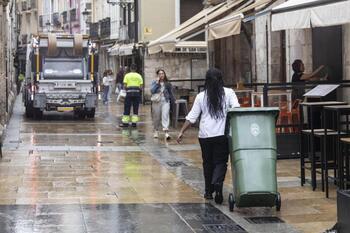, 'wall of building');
143,53,207,99
140,0,175,42
342,23,350,102
0,0,18,131
285,29,313,81
211,31,252,86
180,0,203,23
